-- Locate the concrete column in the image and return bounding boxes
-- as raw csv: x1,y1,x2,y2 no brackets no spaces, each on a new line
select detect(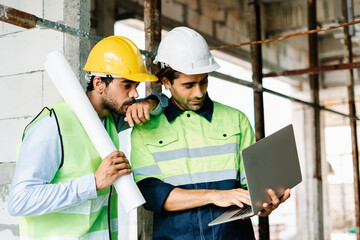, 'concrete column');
94,0,115,38
64,0,91,90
